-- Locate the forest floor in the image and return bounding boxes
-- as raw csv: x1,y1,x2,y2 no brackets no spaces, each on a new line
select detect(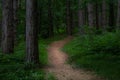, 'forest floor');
45,36,102,80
